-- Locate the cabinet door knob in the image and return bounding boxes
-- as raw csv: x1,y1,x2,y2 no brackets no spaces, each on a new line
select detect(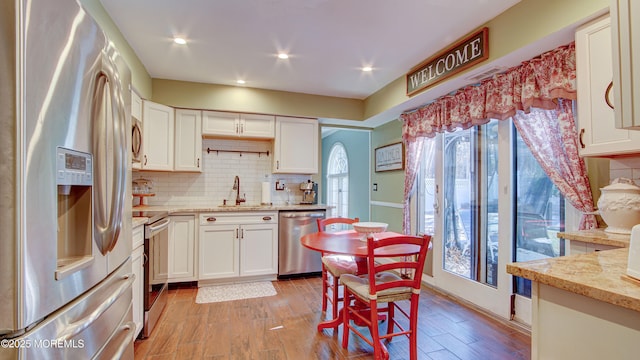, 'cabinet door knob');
206,217,216,222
